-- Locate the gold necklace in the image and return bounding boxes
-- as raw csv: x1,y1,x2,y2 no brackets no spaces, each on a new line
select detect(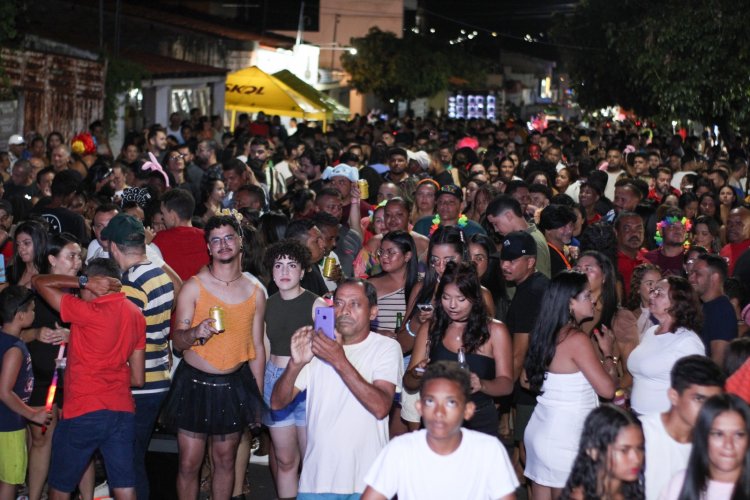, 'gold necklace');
208,266,243,286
